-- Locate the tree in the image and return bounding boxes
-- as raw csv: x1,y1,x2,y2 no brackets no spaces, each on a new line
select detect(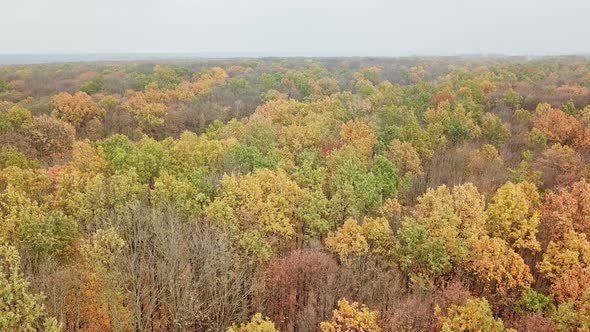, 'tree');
79,227,129,331
226,144,281,173
486,181,541,251
386,139,423,176
467,145,505,194
296,189,332,239
551,266,590,304
325,218,369,263
99,95,119,113
542,179,590,241
0,132,39,159
514,108,533,124
328,145,381,220
536,143,585,188
21,210,79,260
533,107,581,145
151,171,208,222
528,128,548,147
5,105,33,134
0,165,51,203
260,250,350,332
395,218,451,288
516,288,555,315
371,155,399,200
412,184,487,262
292,149,327,190
51,91,105,129
504,89,523,109
538,231,590,282
324,215,395,264
153,65,181,90
392,184,487,288
121,86,170,131
377,104,434,157
482,113,511,144
435,298,512,332
356,66,382,83
0,244,62,331
30,115,75,162
70,140,109,175
0,78,10,93
510,150,541,185
551,301,589,332
0,146,39,169
313,77,340,96
213,169,307,255
320,299,382,332
0,185,45,245
450,183,487,240
79,75,104,95
468,236,533,294
361,216,396,260
170,67,228,101
424,102,481,145
535,102,553,116
227,314,278,332
339,121,377,158
169,131,236,175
